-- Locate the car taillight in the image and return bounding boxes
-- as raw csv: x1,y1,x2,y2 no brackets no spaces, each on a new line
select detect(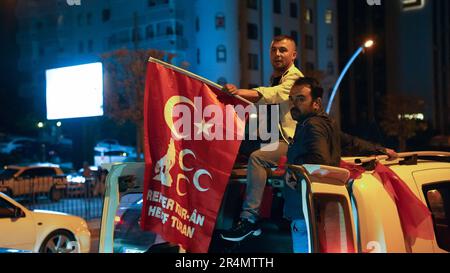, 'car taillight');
114,216,123,225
